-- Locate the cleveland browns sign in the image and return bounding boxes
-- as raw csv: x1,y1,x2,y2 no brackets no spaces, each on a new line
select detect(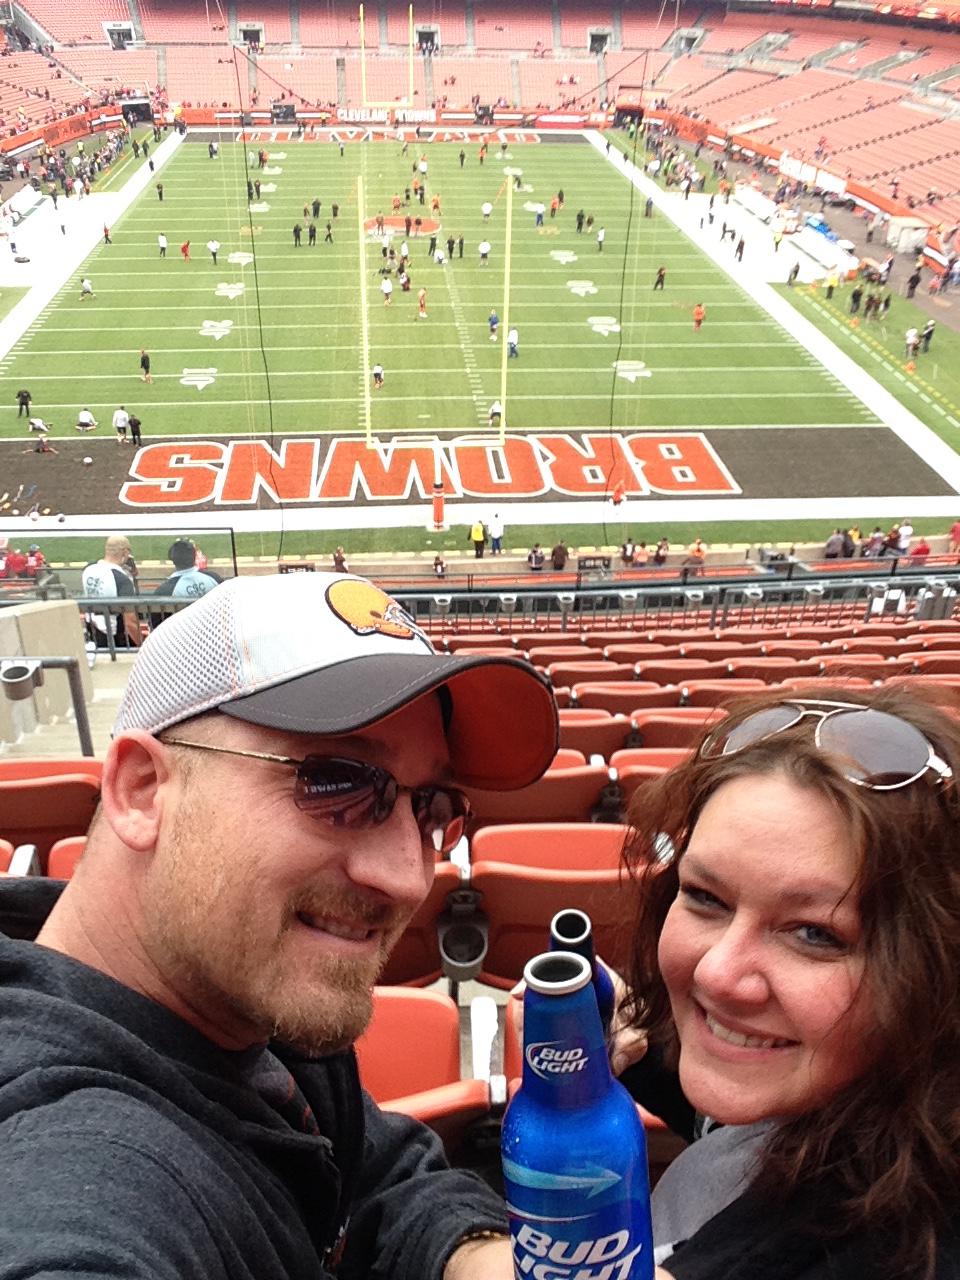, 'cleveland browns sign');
119,432,740,508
